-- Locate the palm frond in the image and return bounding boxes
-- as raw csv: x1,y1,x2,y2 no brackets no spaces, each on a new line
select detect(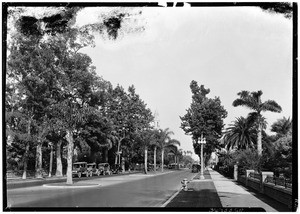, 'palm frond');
233,98,258,110
251,90,263,102
223,116,256,150
168,139,180,146
237,91,250,99
261,100,282,113
247,112,259,123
